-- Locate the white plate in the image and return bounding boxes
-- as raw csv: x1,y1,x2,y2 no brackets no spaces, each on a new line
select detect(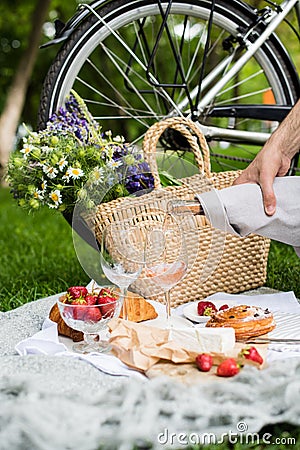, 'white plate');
182,300,236,323
267,312,300,352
